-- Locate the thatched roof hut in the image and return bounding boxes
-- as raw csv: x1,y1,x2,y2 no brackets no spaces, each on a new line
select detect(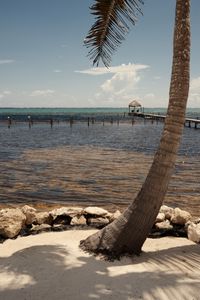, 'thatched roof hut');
128,100,143,113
